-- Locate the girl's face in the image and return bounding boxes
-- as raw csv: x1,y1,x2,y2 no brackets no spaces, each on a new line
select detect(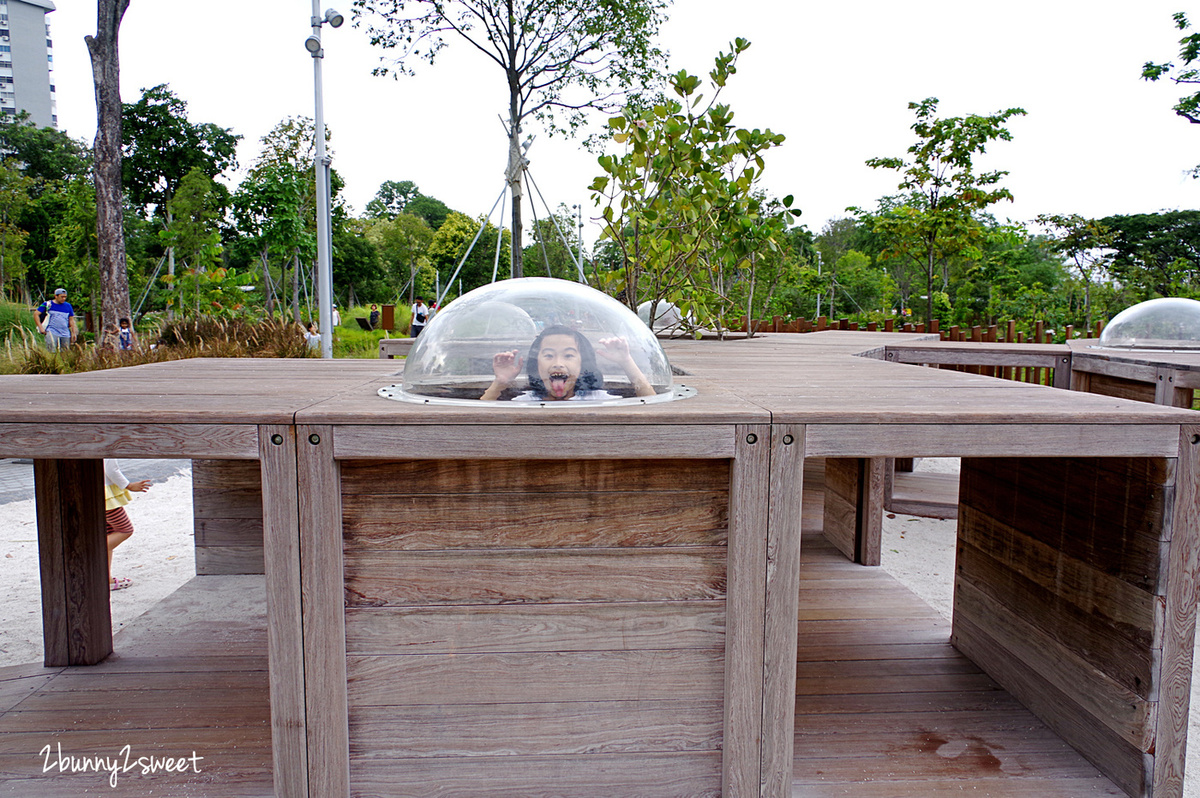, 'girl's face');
537,333,582,399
